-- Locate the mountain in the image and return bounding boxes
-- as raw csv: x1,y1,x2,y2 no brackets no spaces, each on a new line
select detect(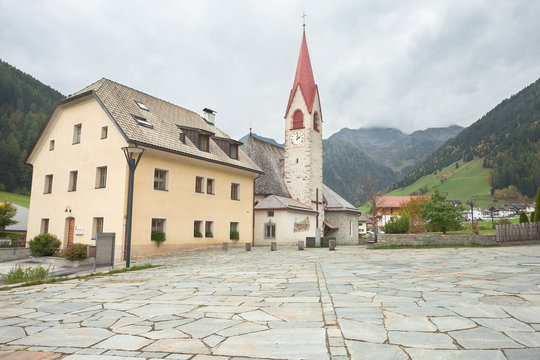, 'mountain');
394,76,540,198
239,125,462,205
0,60,65,193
